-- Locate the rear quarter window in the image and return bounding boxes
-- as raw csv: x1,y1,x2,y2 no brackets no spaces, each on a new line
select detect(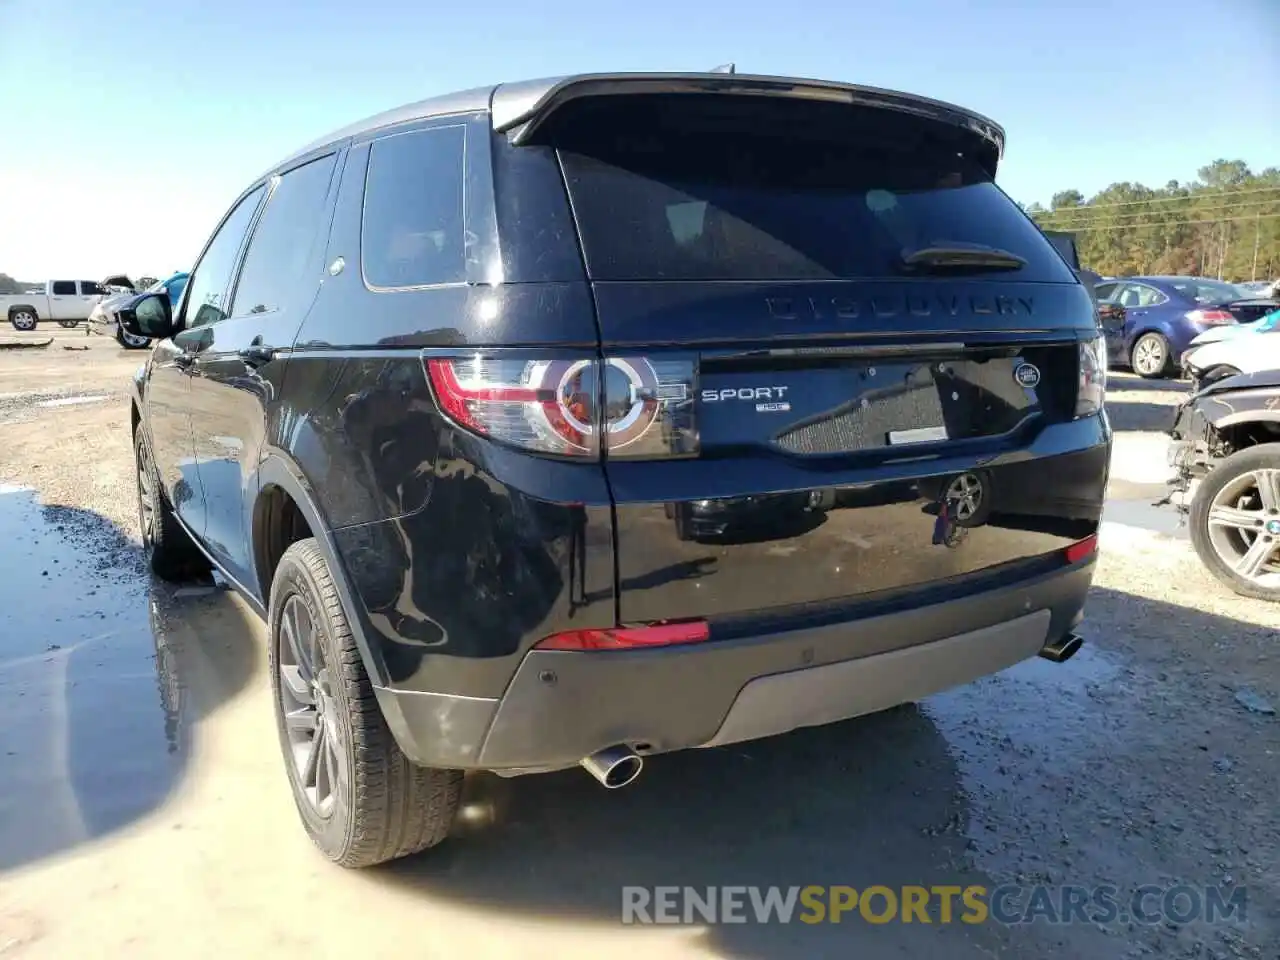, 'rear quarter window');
551,97,1074,284
361,125,466,290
